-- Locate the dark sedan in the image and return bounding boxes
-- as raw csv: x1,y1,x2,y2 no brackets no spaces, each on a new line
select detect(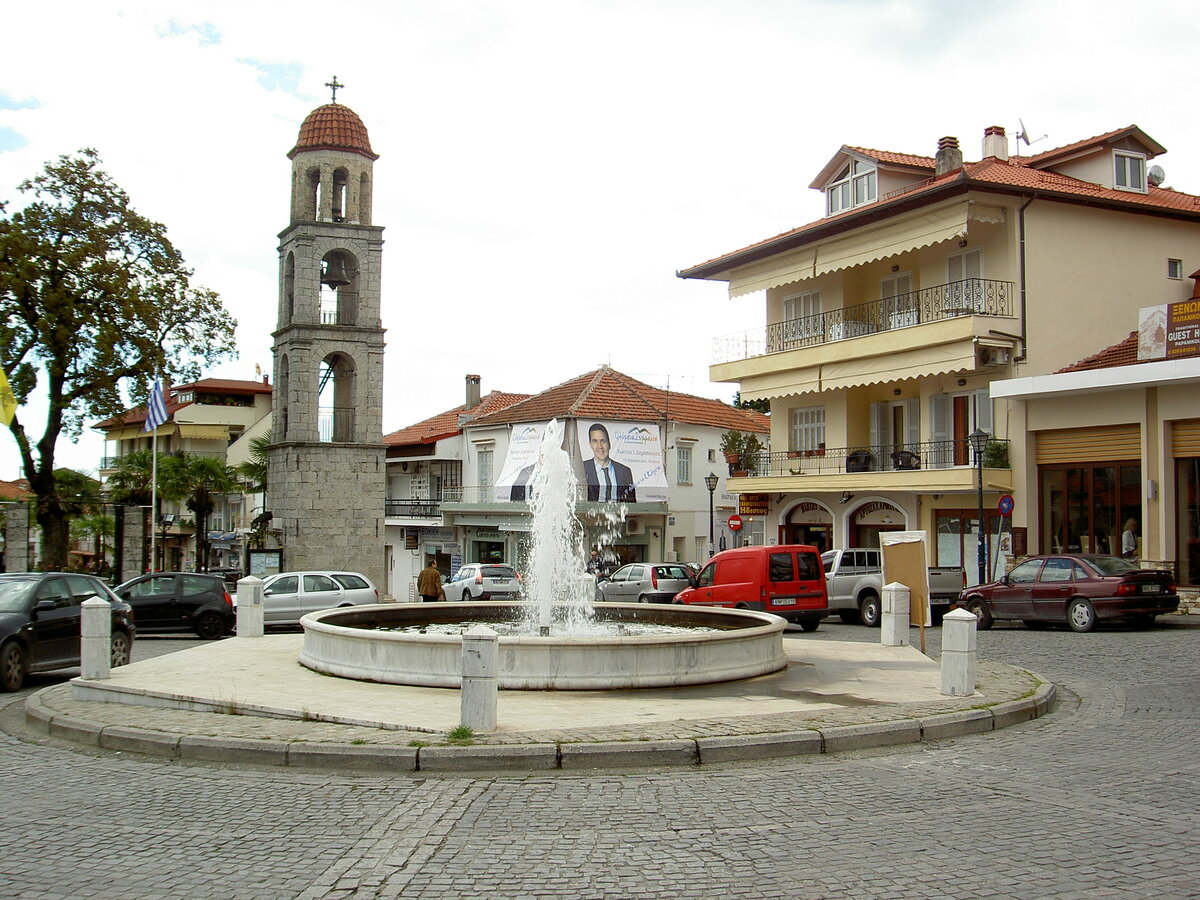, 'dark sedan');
0,572,135,691
114,572,234,639
959,554,1178,633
